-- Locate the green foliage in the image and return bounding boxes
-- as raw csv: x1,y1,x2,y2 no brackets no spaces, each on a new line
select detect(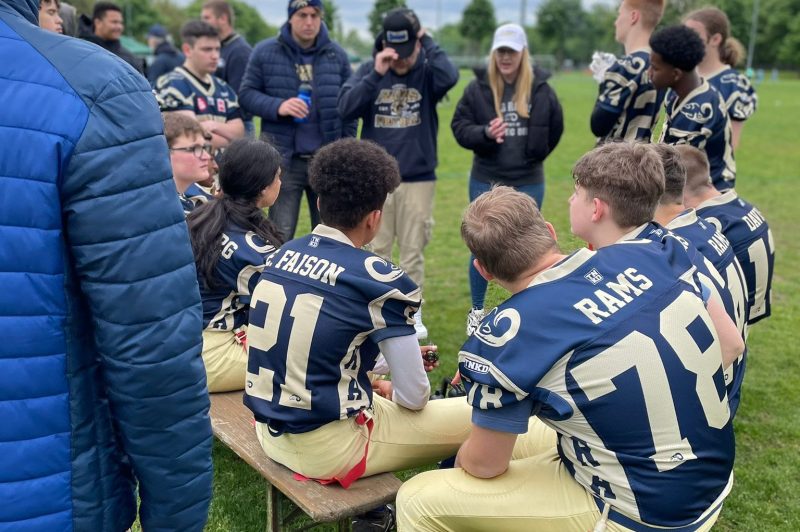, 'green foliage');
535,0,589,64
368,0,406,37
459,0,496,55
437,22,469,57
527,0,799,68
185,0,276,45
322,0,341,40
